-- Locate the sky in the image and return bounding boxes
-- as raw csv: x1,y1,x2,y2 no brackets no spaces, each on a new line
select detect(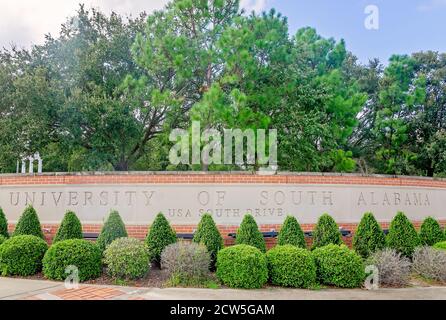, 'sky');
0,0,444,64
